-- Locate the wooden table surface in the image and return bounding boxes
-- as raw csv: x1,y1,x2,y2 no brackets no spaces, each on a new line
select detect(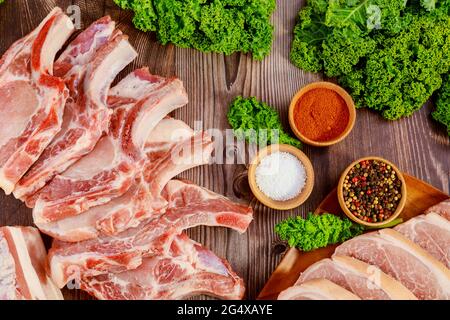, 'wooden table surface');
0,0,449,300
